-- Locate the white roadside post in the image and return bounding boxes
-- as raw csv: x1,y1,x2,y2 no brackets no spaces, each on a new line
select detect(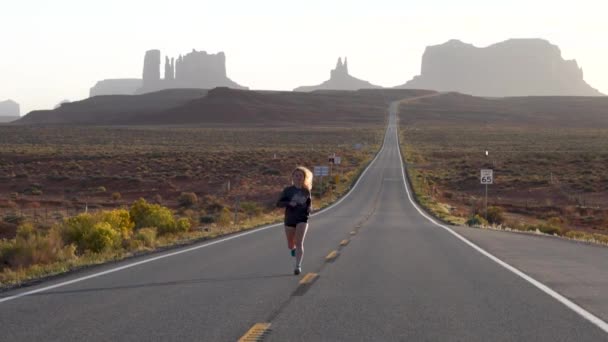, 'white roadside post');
481,169,493,221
